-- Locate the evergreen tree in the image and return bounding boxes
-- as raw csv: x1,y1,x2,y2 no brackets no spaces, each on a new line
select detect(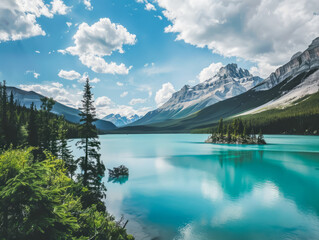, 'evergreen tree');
217,118,224,137
1,81,8,147
39,97,56,152
7,91,19,146
58,117,76,178
76,78,106,204
27,103,38,147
